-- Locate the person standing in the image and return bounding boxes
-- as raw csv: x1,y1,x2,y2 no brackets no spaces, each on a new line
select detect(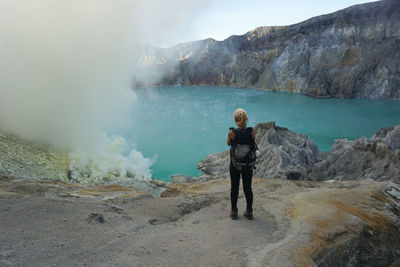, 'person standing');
227,108,256,220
